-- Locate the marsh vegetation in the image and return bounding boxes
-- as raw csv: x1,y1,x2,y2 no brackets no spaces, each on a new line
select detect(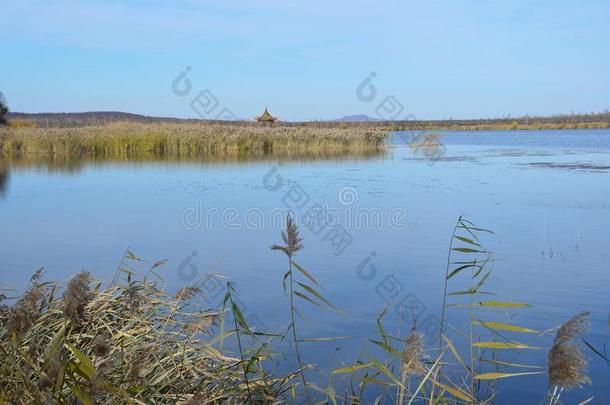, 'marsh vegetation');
0,123,386,159
1,216,604,404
